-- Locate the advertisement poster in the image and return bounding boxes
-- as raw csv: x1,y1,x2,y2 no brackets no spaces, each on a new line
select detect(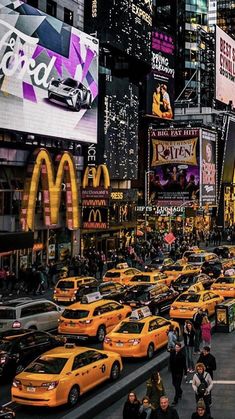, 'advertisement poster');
146,31,175,119
48,244,56,260
58,243,71,261
216,26,235,106
0,0,98,142
150,128,200,205
201,130,217,205
82,207,109,229
222,117,235,184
